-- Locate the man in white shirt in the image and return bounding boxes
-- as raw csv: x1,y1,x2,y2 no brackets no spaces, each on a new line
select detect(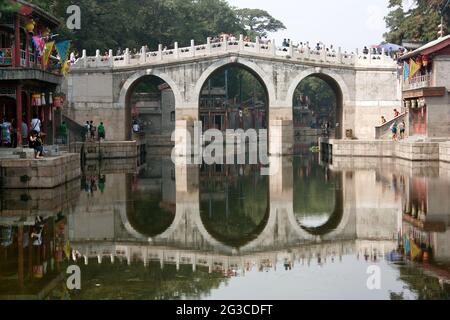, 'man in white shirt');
31,114,41,133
